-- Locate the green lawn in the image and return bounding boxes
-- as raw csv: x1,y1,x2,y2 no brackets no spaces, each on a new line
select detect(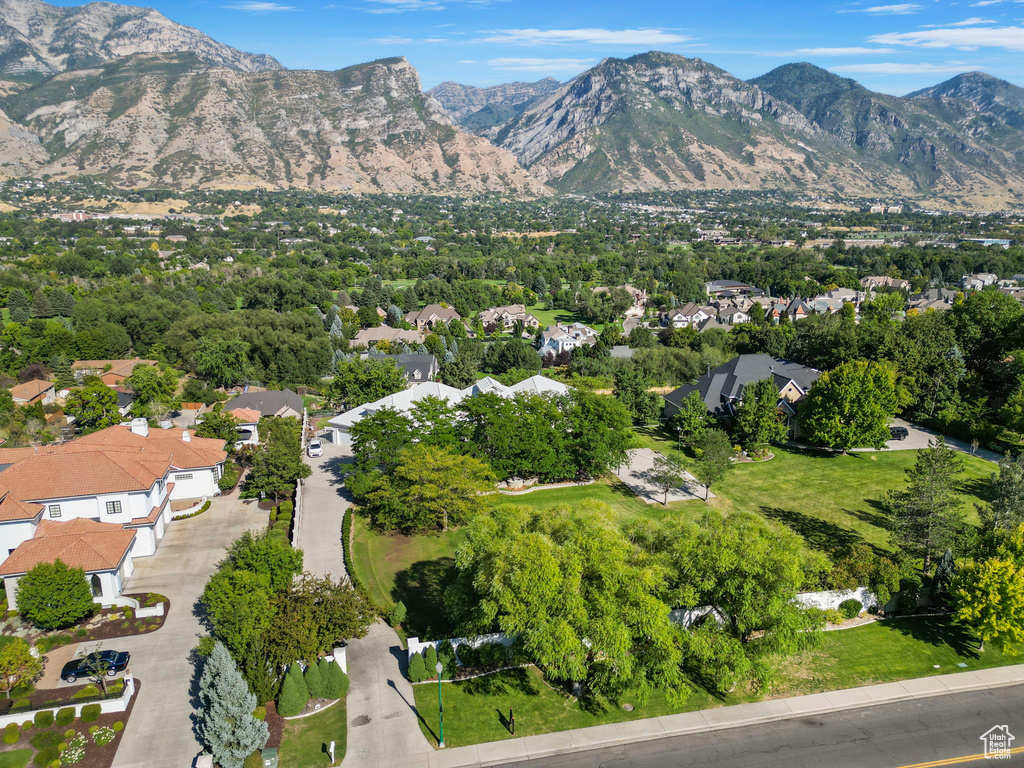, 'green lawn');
0,750,31,768
712,446,993,555
278,699,347,768
525,303,607,331
412,616,1020,749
